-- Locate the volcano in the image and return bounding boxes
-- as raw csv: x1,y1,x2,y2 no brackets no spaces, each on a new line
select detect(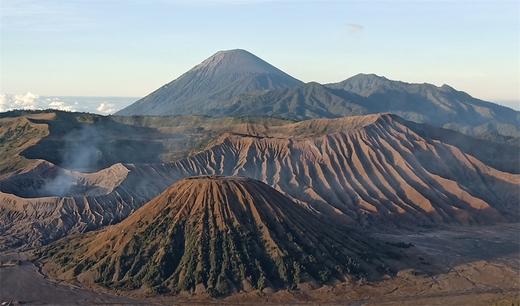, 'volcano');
41,176,400,297
2,113,519,250
116,49,302,116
